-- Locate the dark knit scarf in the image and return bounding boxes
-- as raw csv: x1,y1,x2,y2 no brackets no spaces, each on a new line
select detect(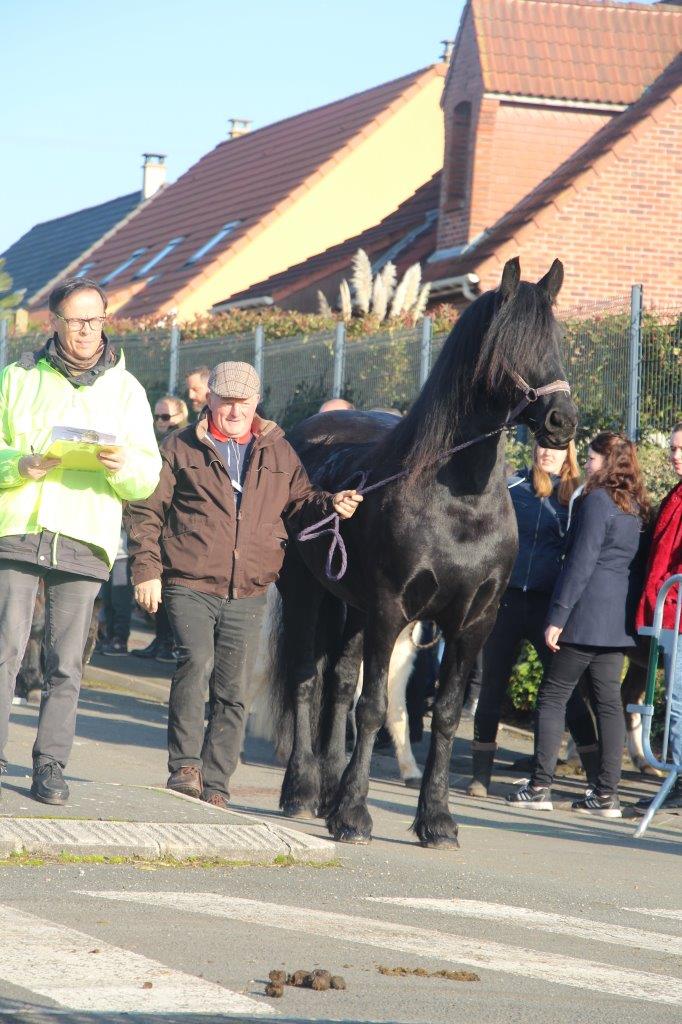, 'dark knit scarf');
54,335,105,376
